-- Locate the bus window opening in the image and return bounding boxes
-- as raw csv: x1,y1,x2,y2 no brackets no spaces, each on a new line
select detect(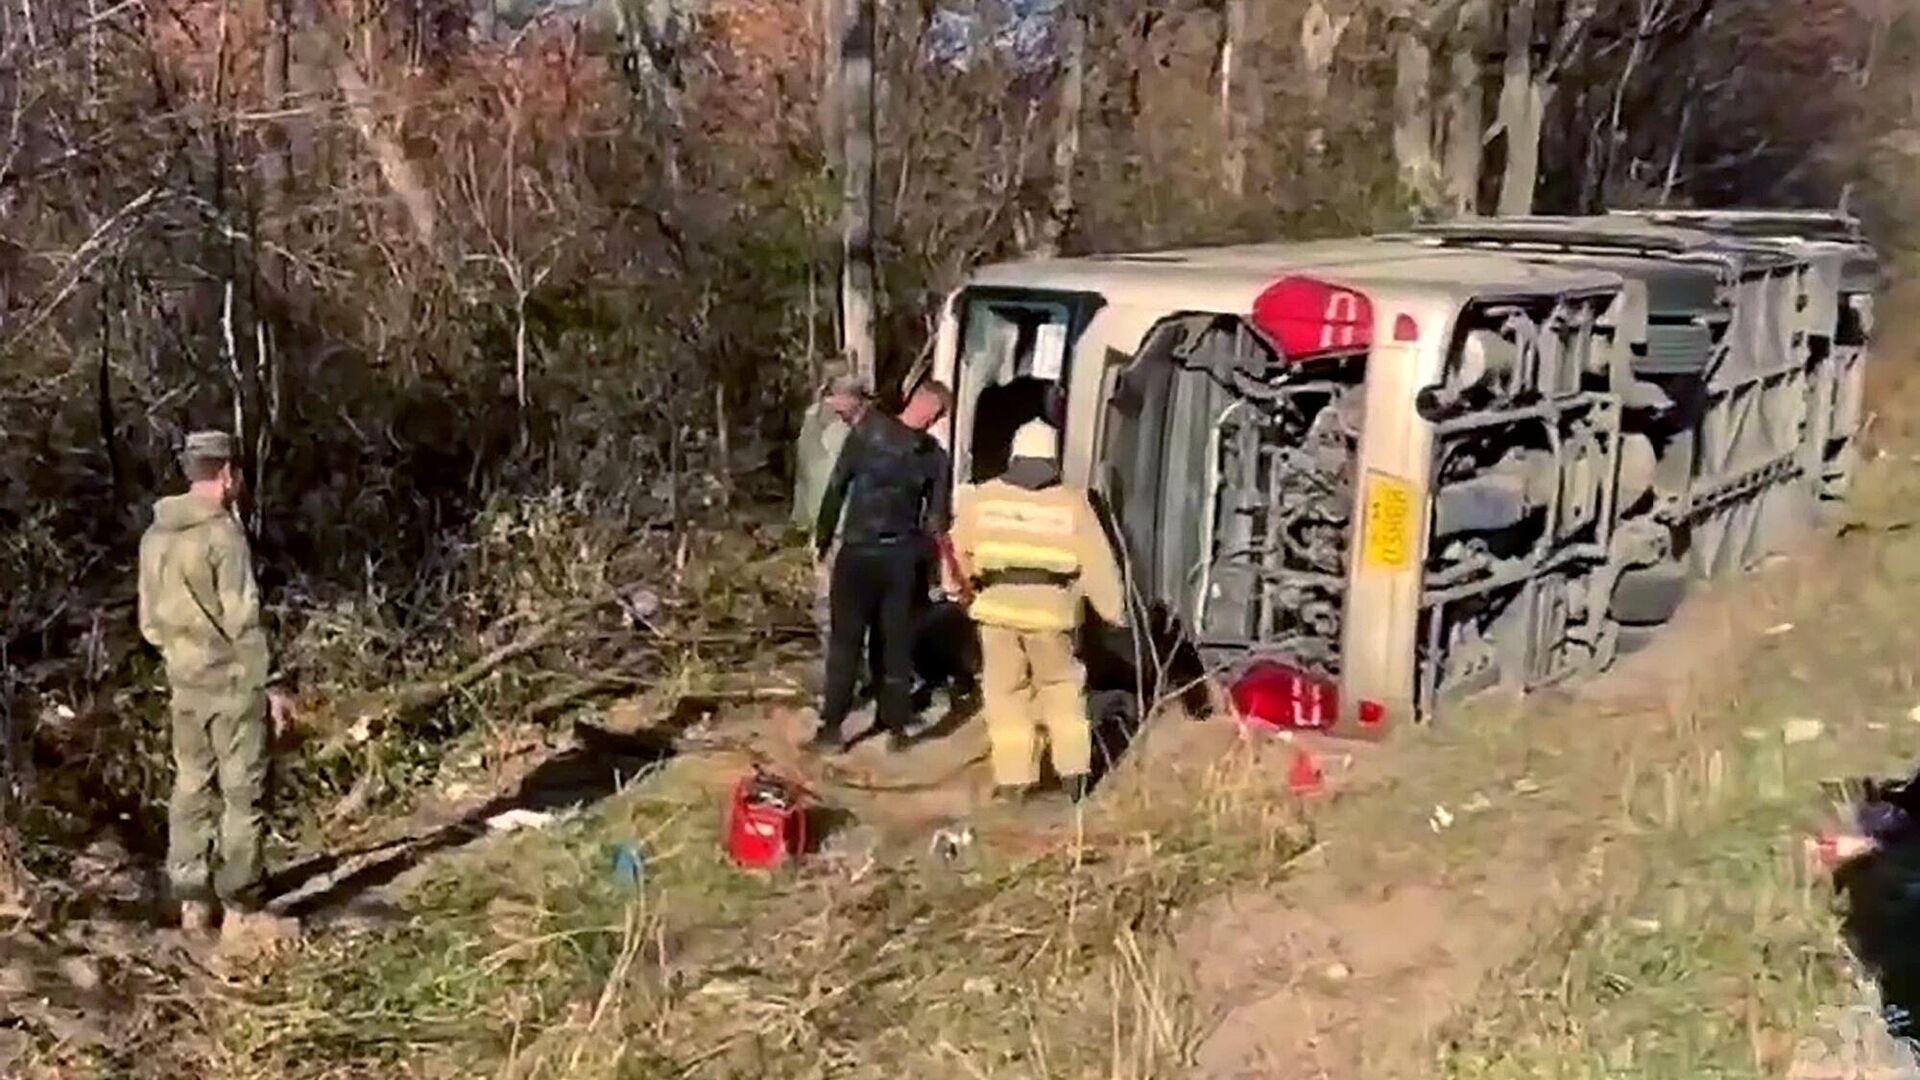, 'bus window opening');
958,296,1073,482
